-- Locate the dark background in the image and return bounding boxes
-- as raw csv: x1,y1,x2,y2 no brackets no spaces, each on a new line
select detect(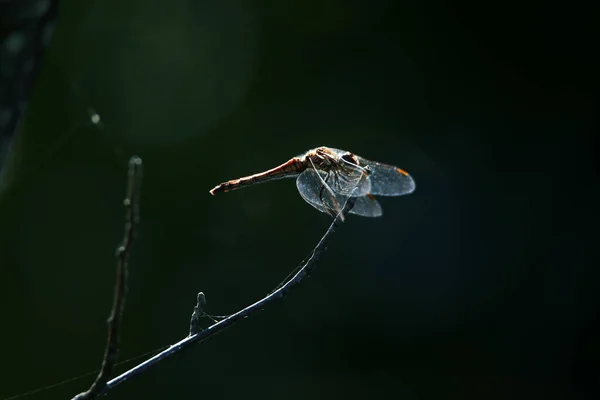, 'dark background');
0,1,597,399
